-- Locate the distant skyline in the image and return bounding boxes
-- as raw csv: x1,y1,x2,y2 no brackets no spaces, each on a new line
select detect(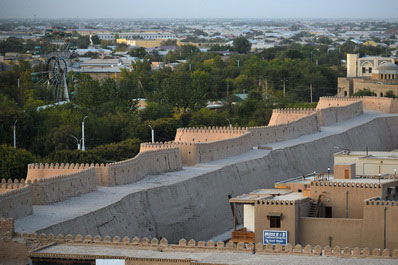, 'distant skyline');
1,0,398,20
